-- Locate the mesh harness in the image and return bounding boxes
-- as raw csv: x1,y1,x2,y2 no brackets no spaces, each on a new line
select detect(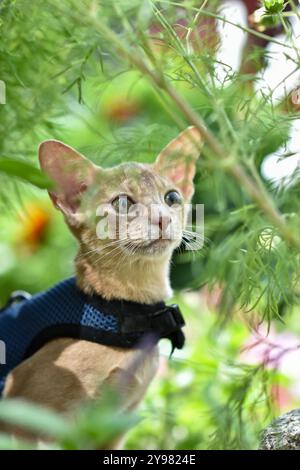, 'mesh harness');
0,277,185,395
